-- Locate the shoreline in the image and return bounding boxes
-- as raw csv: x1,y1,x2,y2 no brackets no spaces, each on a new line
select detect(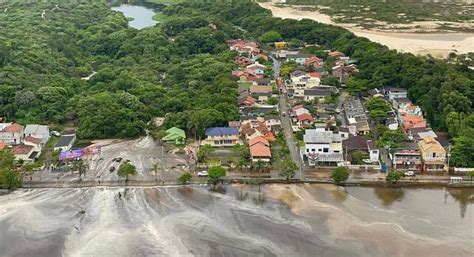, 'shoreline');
15,178,474,190
259,2,474,58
